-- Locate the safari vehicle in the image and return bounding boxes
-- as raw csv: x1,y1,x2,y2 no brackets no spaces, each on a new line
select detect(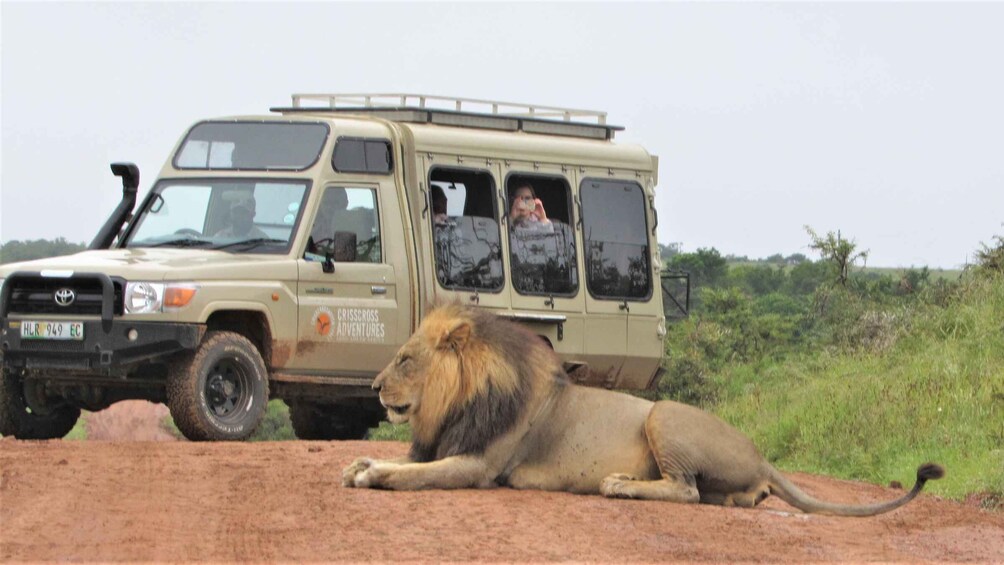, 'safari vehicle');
0,93,677,441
